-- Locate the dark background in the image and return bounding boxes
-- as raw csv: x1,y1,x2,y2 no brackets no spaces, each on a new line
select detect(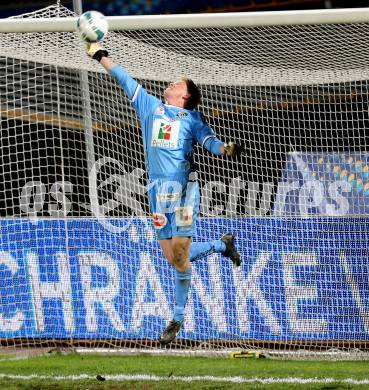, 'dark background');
0,0,368,17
